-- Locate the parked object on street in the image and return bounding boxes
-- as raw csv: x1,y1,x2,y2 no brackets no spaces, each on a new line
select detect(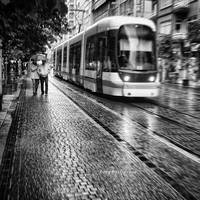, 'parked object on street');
53,16,160,97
